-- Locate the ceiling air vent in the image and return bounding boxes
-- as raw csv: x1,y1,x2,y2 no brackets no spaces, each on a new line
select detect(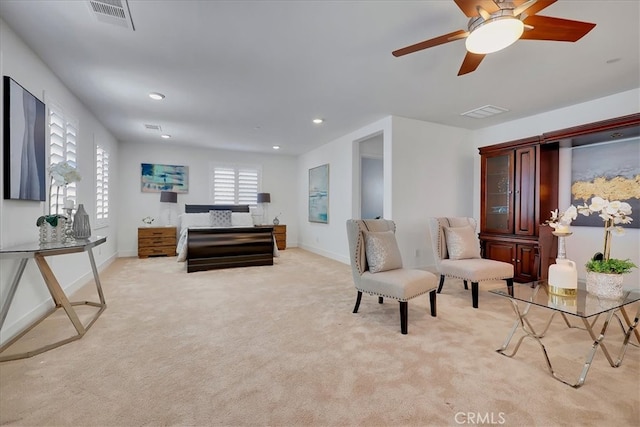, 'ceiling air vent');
88,0,135,30
144,124,162,132
460,105,509,119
